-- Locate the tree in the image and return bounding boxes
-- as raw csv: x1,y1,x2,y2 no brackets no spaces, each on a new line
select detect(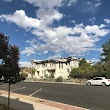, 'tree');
101,39,110,62
31,67,36,79
3,45,20,81
99,39,110,78
0,33,20,110
0,33,9,78
69,58,95,79
0,33,9,59
20,67,28,78
30,60,36,79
